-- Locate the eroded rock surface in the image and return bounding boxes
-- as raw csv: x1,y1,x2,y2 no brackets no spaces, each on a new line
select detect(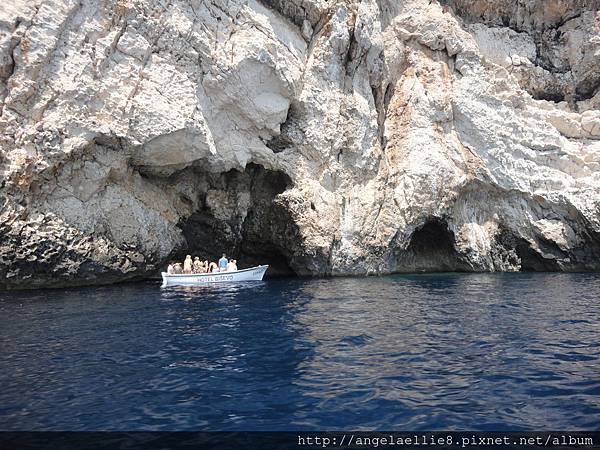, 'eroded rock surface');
1,0,599,288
